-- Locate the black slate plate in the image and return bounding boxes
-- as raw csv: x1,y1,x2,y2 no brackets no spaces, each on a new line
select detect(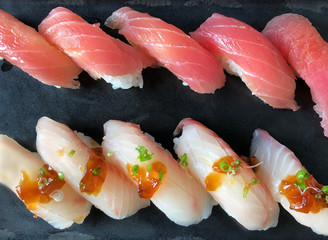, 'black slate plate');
0,0,328,239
